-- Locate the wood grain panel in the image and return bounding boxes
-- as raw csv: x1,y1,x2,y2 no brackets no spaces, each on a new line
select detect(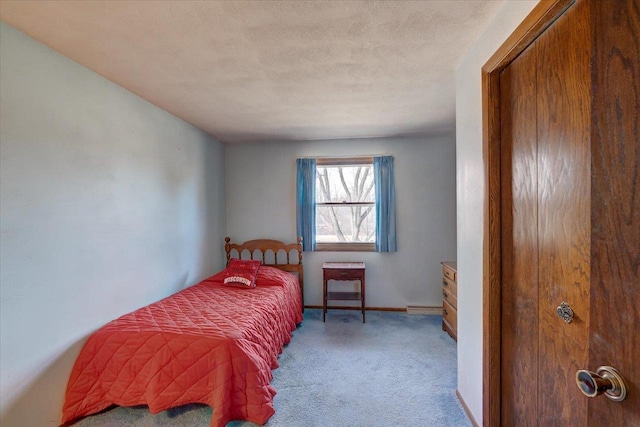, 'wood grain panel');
482,68,503,427
484,1,639,425
535,1,591,424
588,0,640,424
482,2,574,425
499,42,539,427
